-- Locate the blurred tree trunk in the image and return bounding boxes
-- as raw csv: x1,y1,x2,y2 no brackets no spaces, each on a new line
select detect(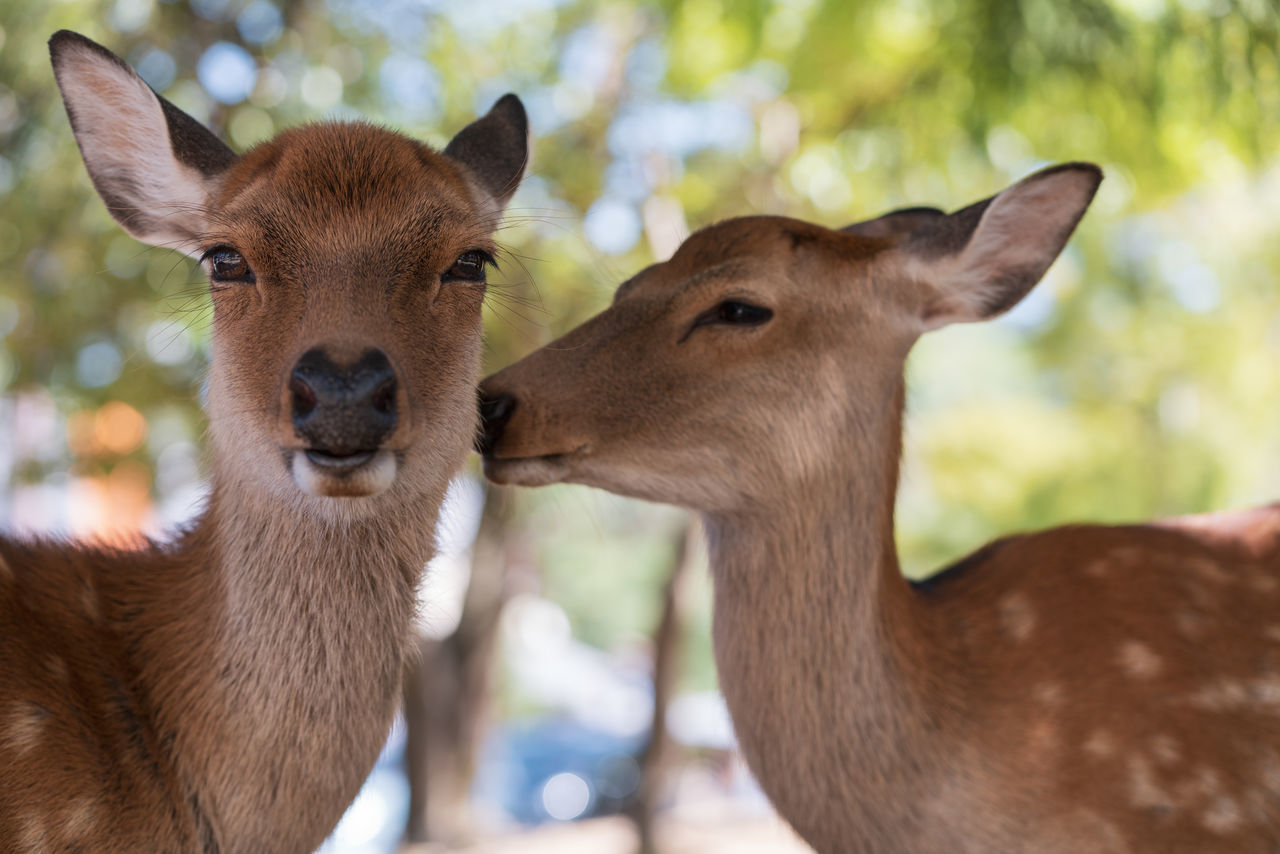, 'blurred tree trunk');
629,520,699,854
402,484,514,845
